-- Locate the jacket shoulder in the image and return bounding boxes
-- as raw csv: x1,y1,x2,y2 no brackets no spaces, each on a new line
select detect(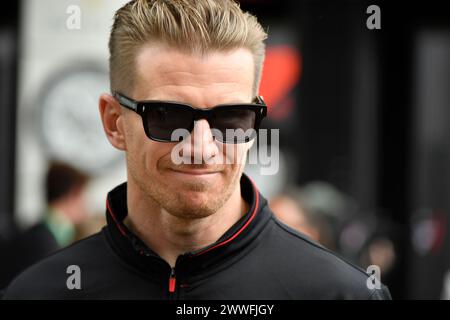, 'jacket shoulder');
262,215,392,299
